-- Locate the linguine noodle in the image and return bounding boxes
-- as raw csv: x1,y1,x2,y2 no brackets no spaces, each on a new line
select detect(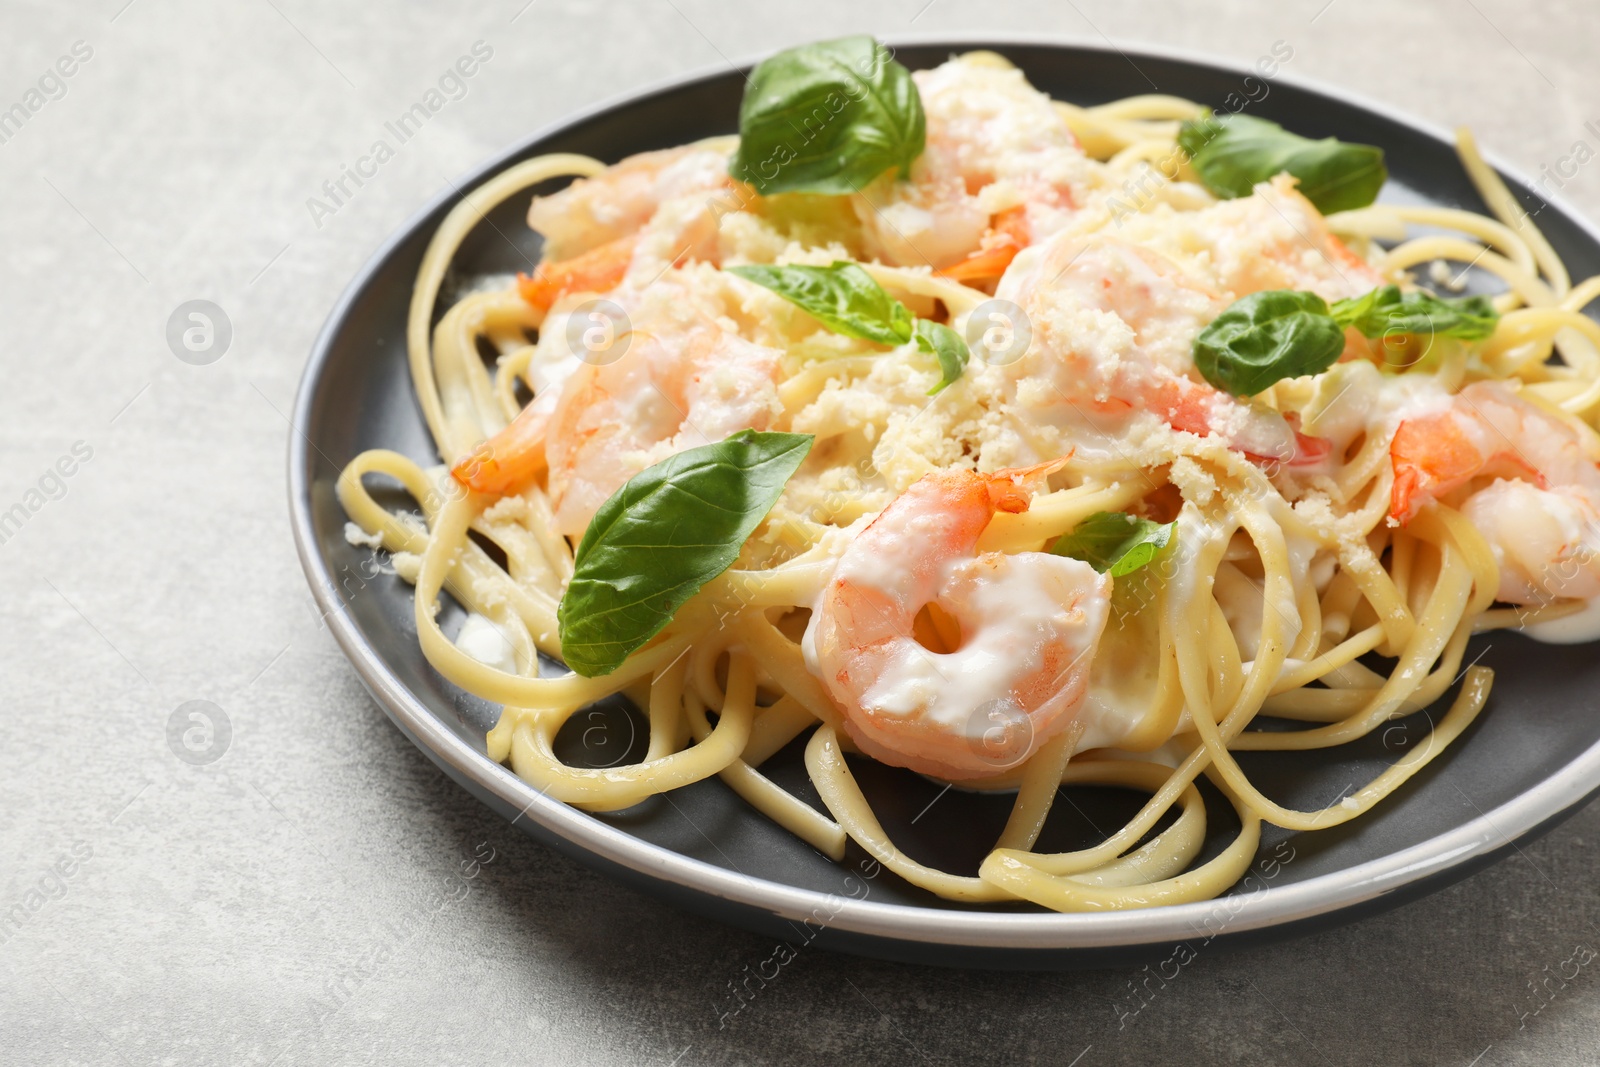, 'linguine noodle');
337,56,1600,912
